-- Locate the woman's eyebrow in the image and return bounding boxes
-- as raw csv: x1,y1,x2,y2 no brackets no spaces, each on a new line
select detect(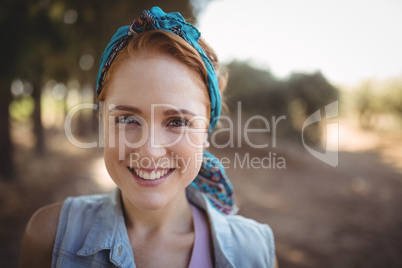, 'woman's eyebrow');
163,109,196,116
109,105,142,114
